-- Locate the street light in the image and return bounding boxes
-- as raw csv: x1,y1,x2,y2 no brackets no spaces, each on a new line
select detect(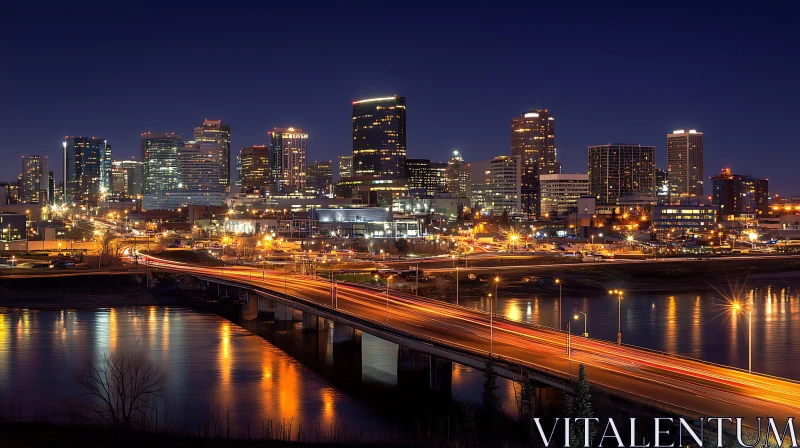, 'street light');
555,279,562,330
385,274,394,323
574,311,588,337
609,289,623,344
732,301,753,374
490,276,500,355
